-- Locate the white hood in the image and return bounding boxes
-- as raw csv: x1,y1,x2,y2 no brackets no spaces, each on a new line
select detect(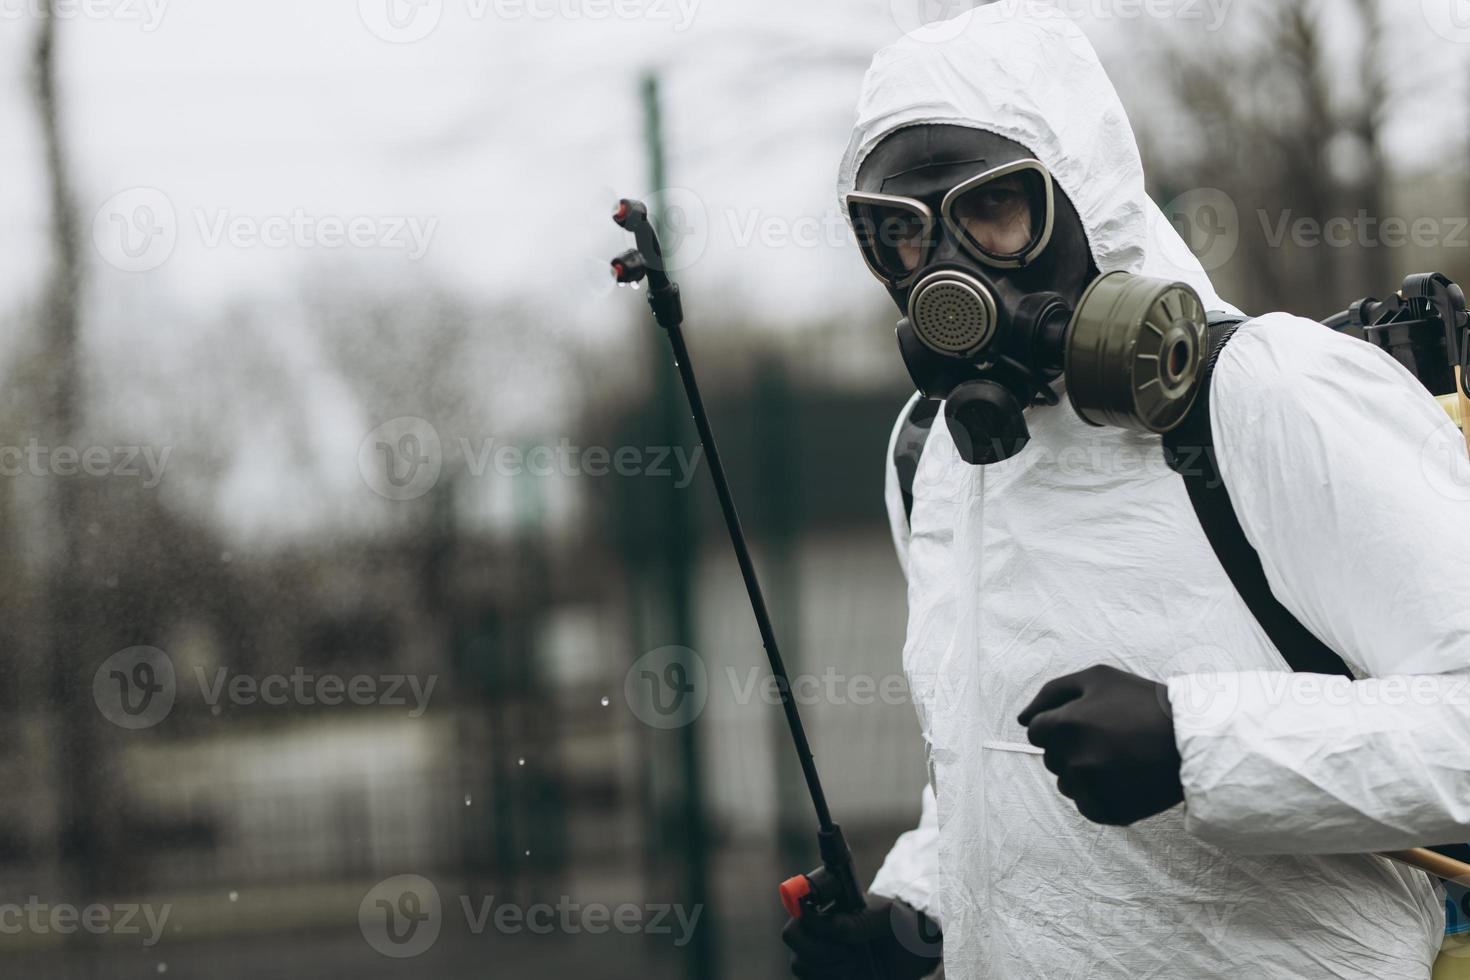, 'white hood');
836,2,1236,313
